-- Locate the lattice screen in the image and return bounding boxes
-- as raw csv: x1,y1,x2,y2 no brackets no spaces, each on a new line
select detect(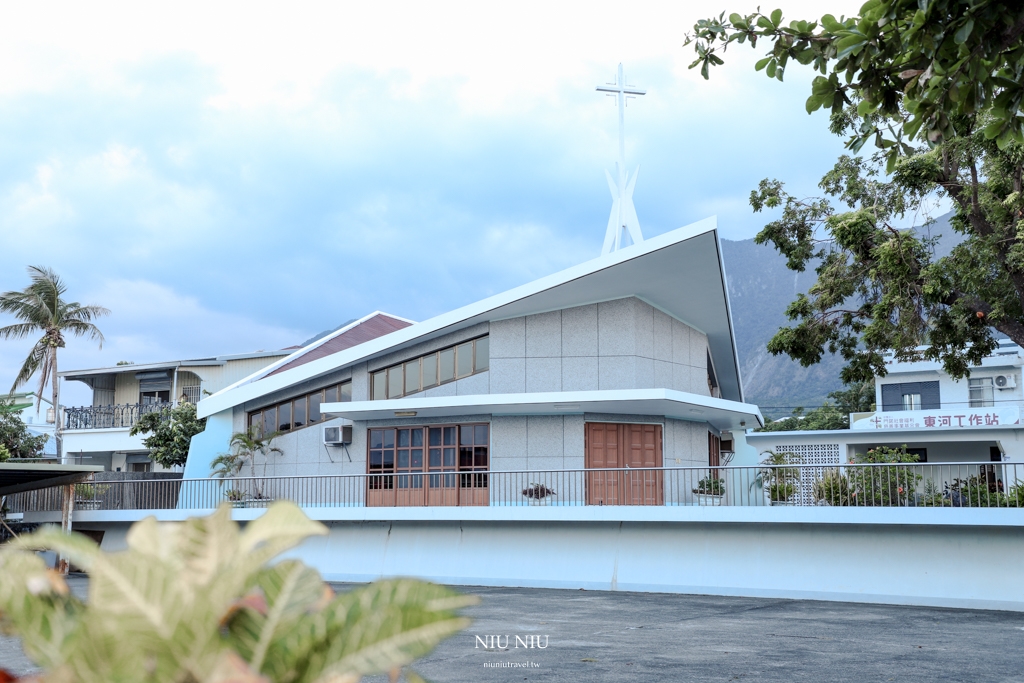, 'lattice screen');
775,443,841,505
